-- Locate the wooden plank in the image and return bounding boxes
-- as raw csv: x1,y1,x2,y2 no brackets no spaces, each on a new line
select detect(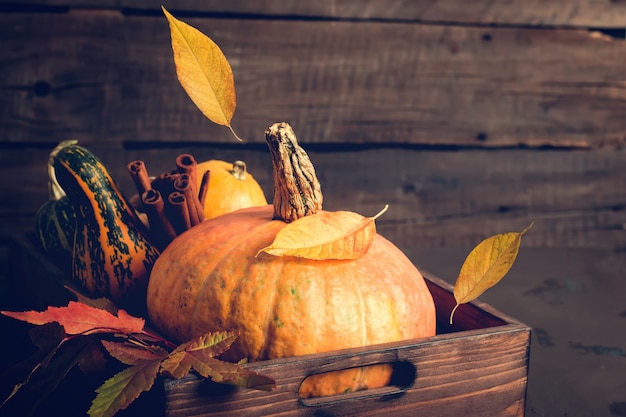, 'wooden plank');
164,329,529,416
2,146,625,248
2,12,625,149
2,0,625,28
